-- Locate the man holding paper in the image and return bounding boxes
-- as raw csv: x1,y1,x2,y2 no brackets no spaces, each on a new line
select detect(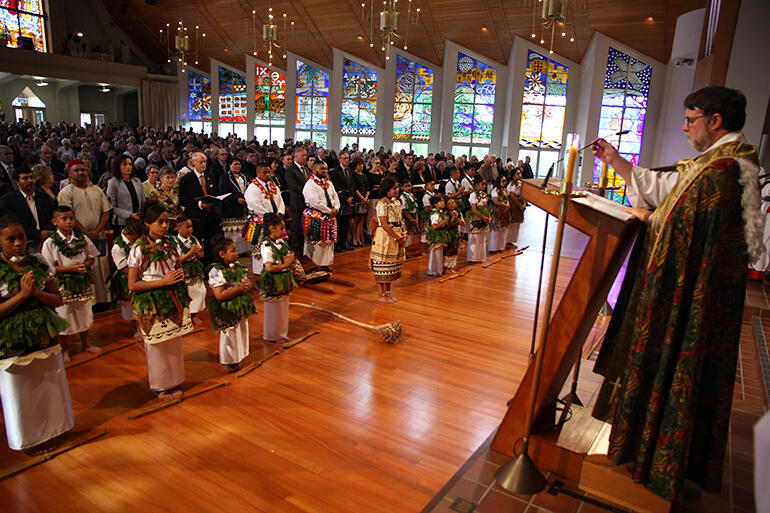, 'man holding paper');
178,151,222,262
590,86,763,503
